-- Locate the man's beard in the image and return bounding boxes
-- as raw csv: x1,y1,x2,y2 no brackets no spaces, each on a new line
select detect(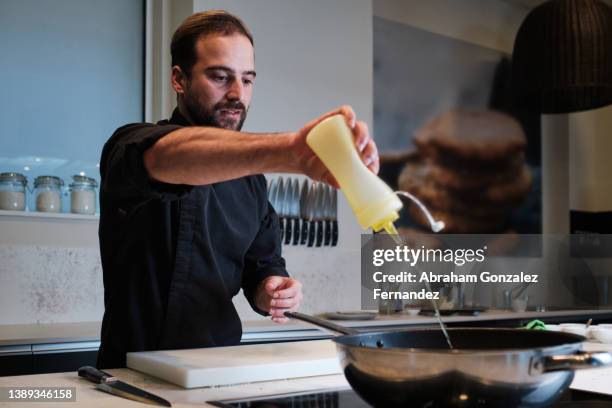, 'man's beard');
183,93,247,131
